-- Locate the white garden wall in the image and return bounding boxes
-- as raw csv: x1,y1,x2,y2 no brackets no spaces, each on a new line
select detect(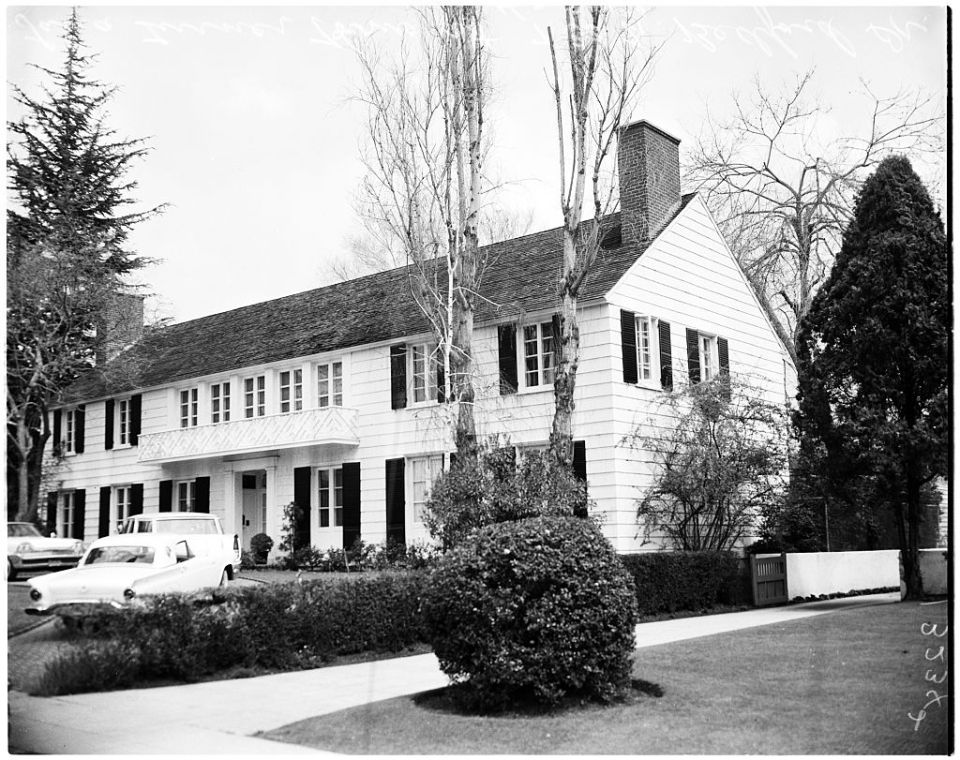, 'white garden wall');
784,550,900,599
